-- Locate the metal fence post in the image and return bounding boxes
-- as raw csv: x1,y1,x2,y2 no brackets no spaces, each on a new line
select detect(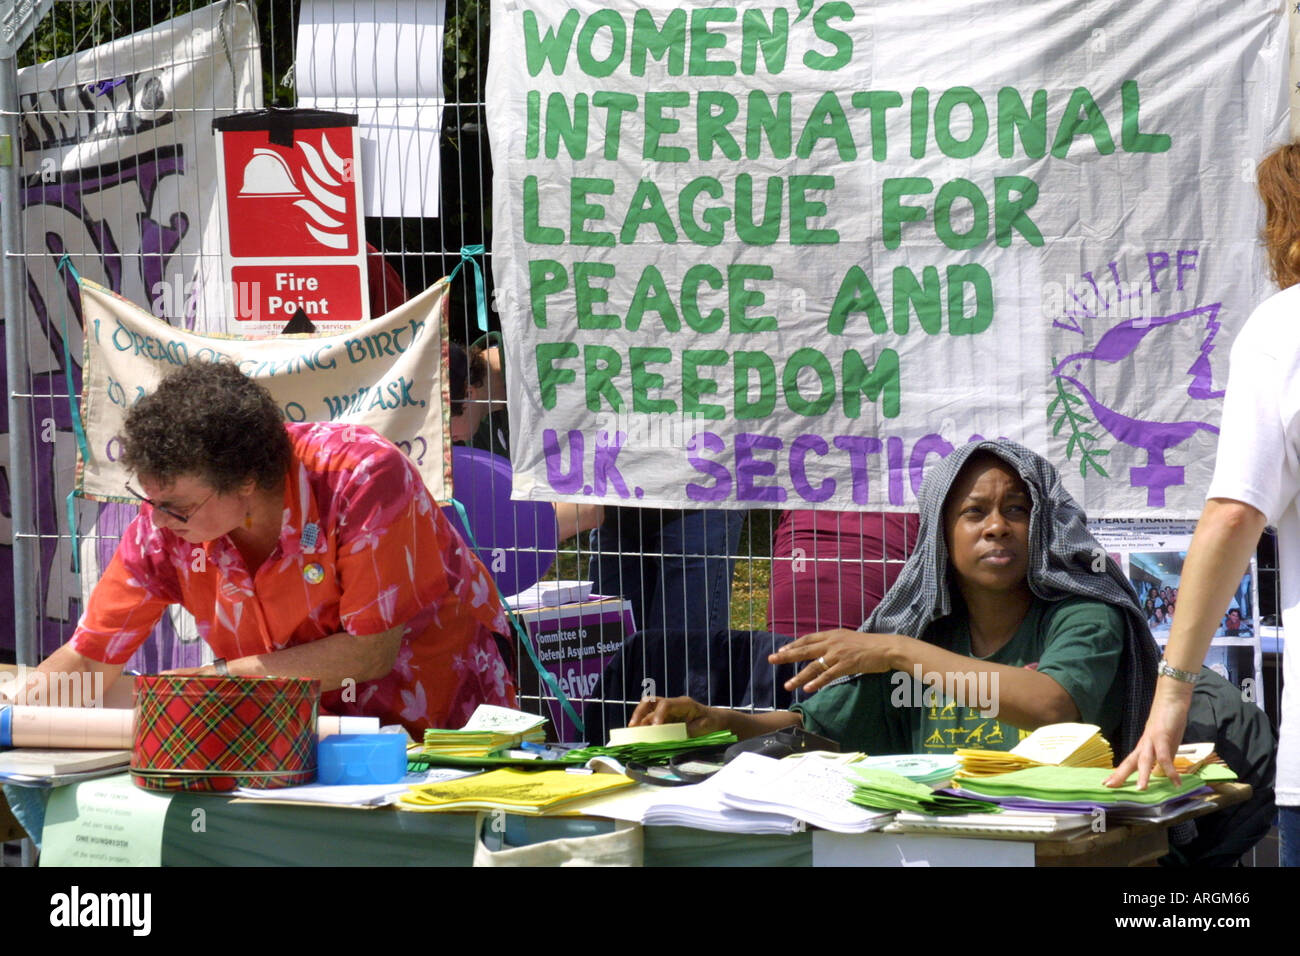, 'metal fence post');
0,2,53,668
